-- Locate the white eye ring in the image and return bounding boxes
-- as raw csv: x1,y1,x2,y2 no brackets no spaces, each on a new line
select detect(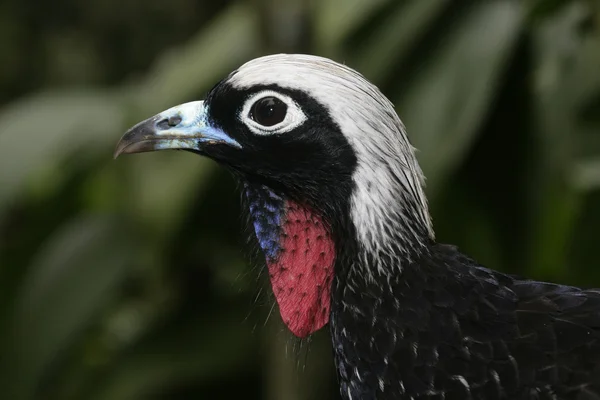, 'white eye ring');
240,90,307,135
